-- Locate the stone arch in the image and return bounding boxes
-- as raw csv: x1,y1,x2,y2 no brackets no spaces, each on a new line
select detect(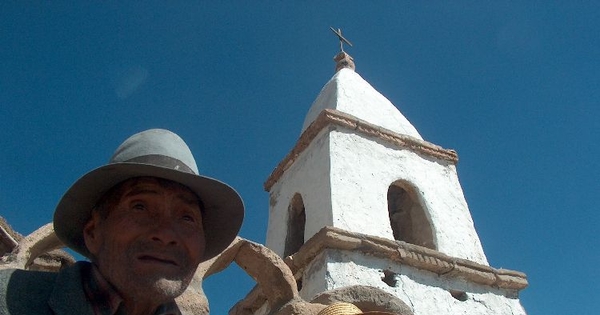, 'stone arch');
284,193,306,257
0,222,75,271
387,181,435,249
198,237,308,315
